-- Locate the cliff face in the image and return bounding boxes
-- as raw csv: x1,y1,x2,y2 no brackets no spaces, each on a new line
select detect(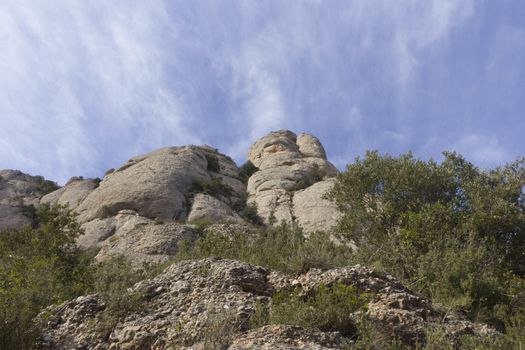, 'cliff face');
2,130,344,264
